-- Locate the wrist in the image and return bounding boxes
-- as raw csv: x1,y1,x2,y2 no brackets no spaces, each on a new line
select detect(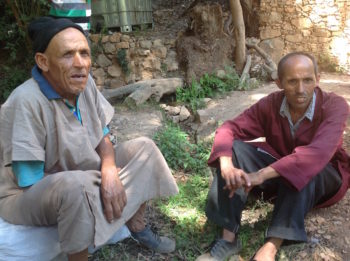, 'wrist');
219,156,233,168
101,165,119,177
258,166,279,182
